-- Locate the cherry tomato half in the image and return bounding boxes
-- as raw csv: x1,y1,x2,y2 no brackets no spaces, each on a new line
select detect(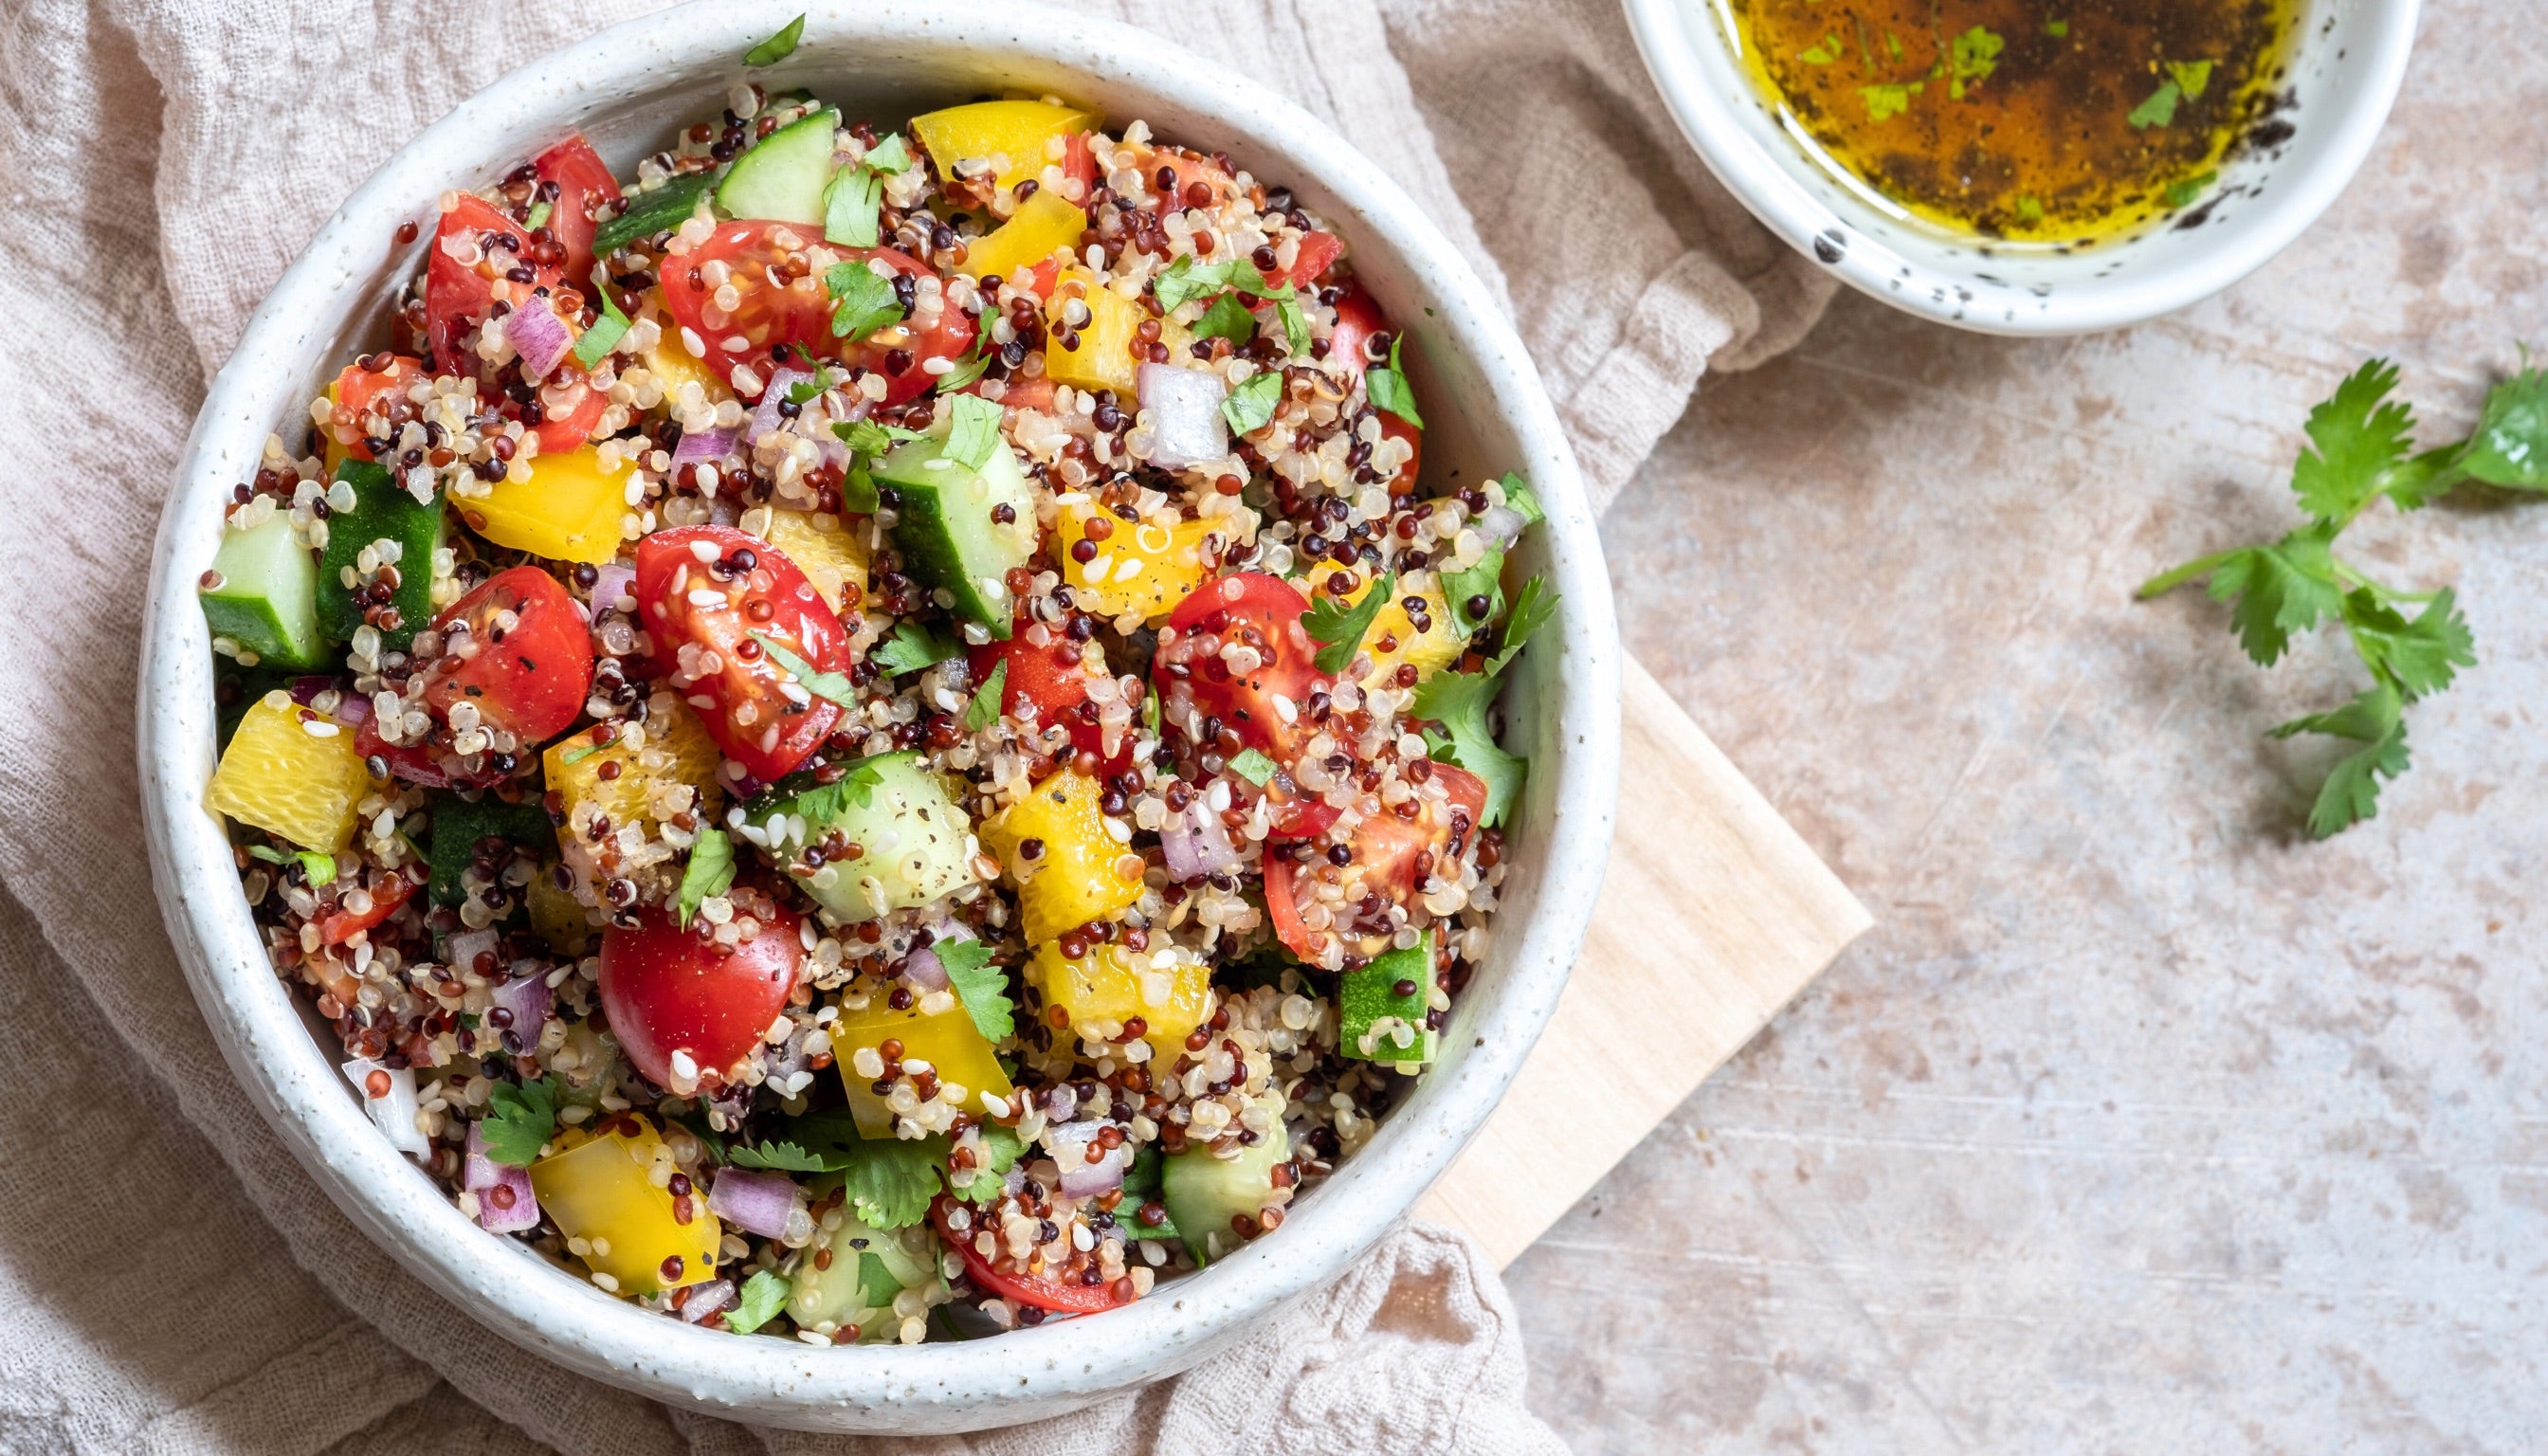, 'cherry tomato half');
419,566,595,746
1281,230,1343,290
328,355,427,462
930,1197,1132,1314
1263,762,1484,960
1318,286,1419,491
634,525,847,784
316,867,418,946
598,901,804,1089
657,222,974,405
1156,573,1335,763
532,134,625,283
966,620,1133,777
425,194,539,376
